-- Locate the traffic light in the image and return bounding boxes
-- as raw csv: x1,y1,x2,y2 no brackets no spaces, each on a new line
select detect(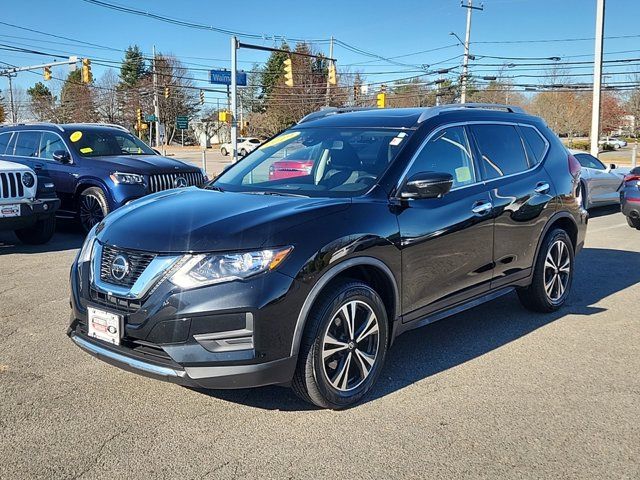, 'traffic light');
353,84,359,103
43,66,52,81
376,92,386,109
200,90,205,105
218,110,228,122
328,62,337,85
136,108,143,124
164,86,170,99
81,58,92,84
283,57,293,87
